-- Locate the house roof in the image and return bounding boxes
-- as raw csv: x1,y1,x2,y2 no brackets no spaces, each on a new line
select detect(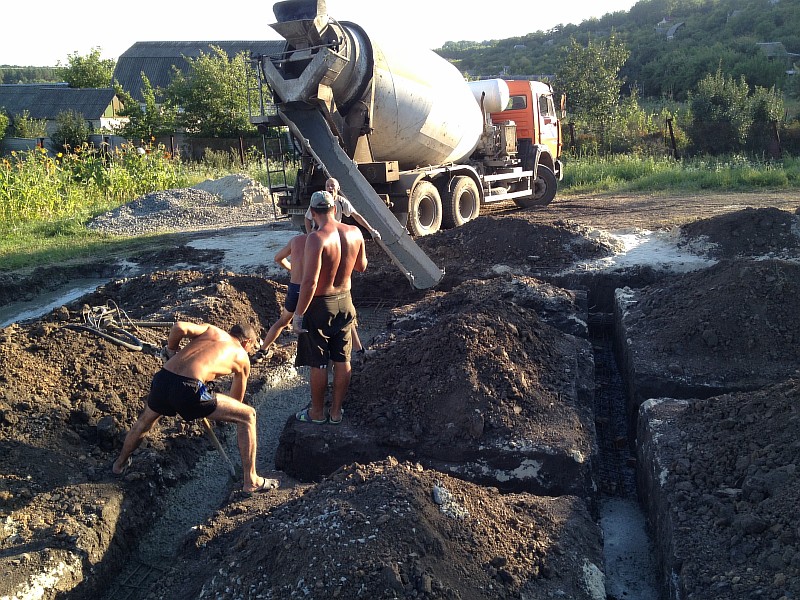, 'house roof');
113,41,287,102
0,84,119,119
